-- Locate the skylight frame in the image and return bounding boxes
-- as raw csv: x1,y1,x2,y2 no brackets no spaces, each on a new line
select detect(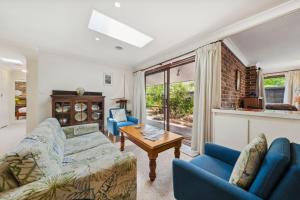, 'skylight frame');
88,10,153,48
